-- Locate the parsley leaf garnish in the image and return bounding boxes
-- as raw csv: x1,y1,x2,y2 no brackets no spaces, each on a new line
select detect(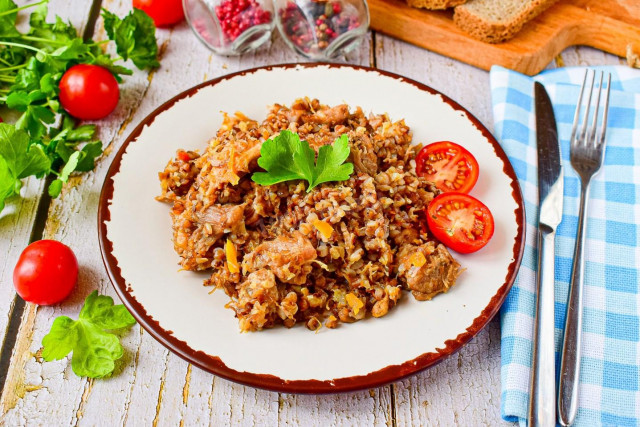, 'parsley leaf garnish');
41,291,136,378
252,130,354,192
